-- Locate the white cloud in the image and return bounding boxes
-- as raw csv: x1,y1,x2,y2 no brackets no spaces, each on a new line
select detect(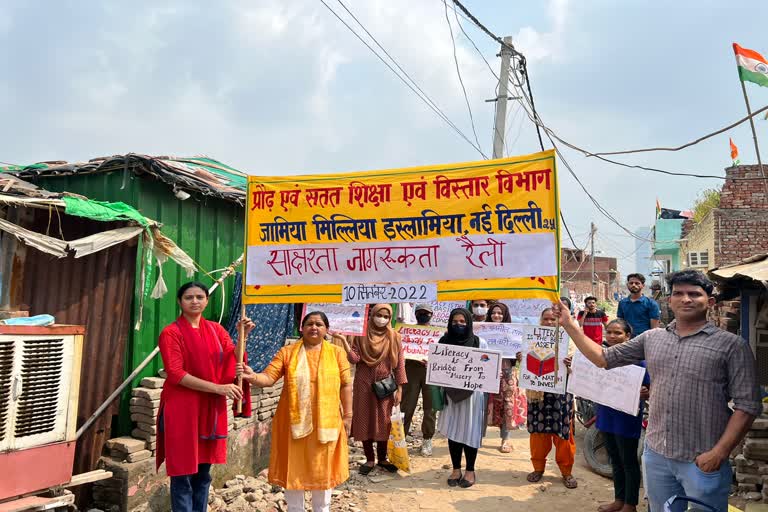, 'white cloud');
514,0,570,62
